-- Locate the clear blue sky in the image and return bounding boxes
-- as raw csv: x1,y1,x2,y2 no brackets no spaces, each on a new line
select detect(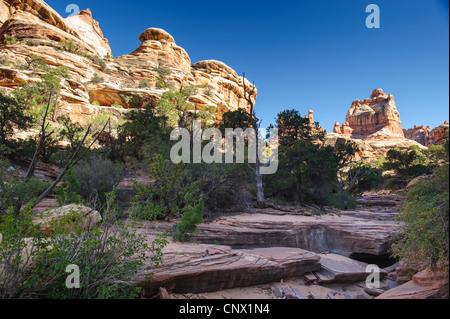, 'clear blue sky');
46,0,449,131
